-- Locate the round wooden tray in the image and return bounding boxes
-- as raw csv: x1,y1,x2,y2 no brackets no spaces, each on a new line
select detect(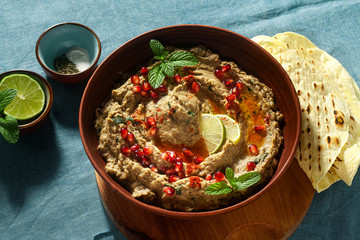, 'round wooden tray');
95,160,315,240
